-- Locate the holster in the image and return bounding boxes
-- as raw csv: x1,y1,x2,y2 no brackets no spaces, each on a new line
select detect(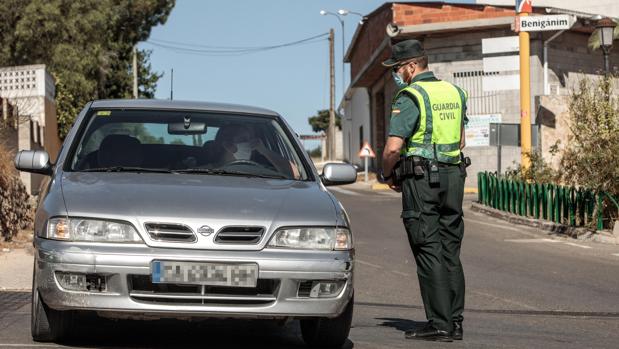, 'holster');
397,156,426,181
459,153,472,177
